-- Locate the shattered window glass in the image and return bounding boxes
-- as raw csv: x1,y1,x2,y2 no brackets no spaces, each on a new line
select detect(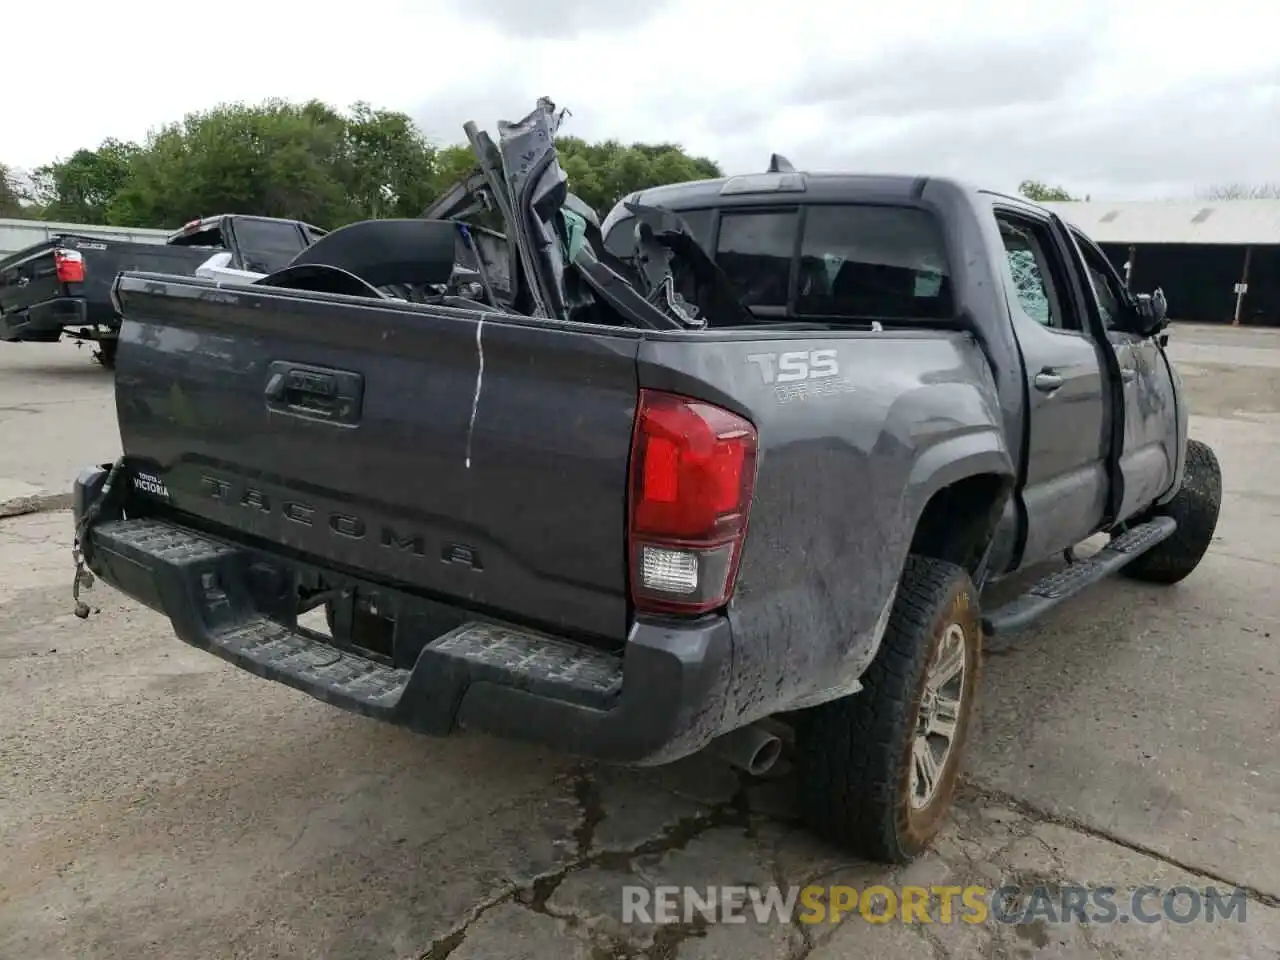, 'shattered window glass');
795,206,952,320
1000,228,1055,327
1006,248,1052,324
602,208,714,260
715,210,798,308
